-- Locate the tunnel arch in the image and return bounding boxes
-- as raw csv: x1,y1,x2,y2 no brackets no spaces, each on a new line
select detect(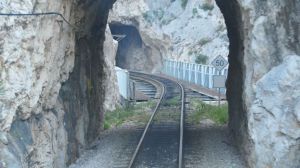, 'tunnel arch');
60,0,248,165
109,24,145,70
109,0,249,163
214,0,248,151
107,0,249,163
